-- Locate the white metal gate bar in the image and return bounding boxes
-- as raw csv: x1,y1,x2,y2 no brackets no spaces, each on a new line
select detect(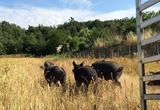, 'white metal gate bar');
136,0,160,110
